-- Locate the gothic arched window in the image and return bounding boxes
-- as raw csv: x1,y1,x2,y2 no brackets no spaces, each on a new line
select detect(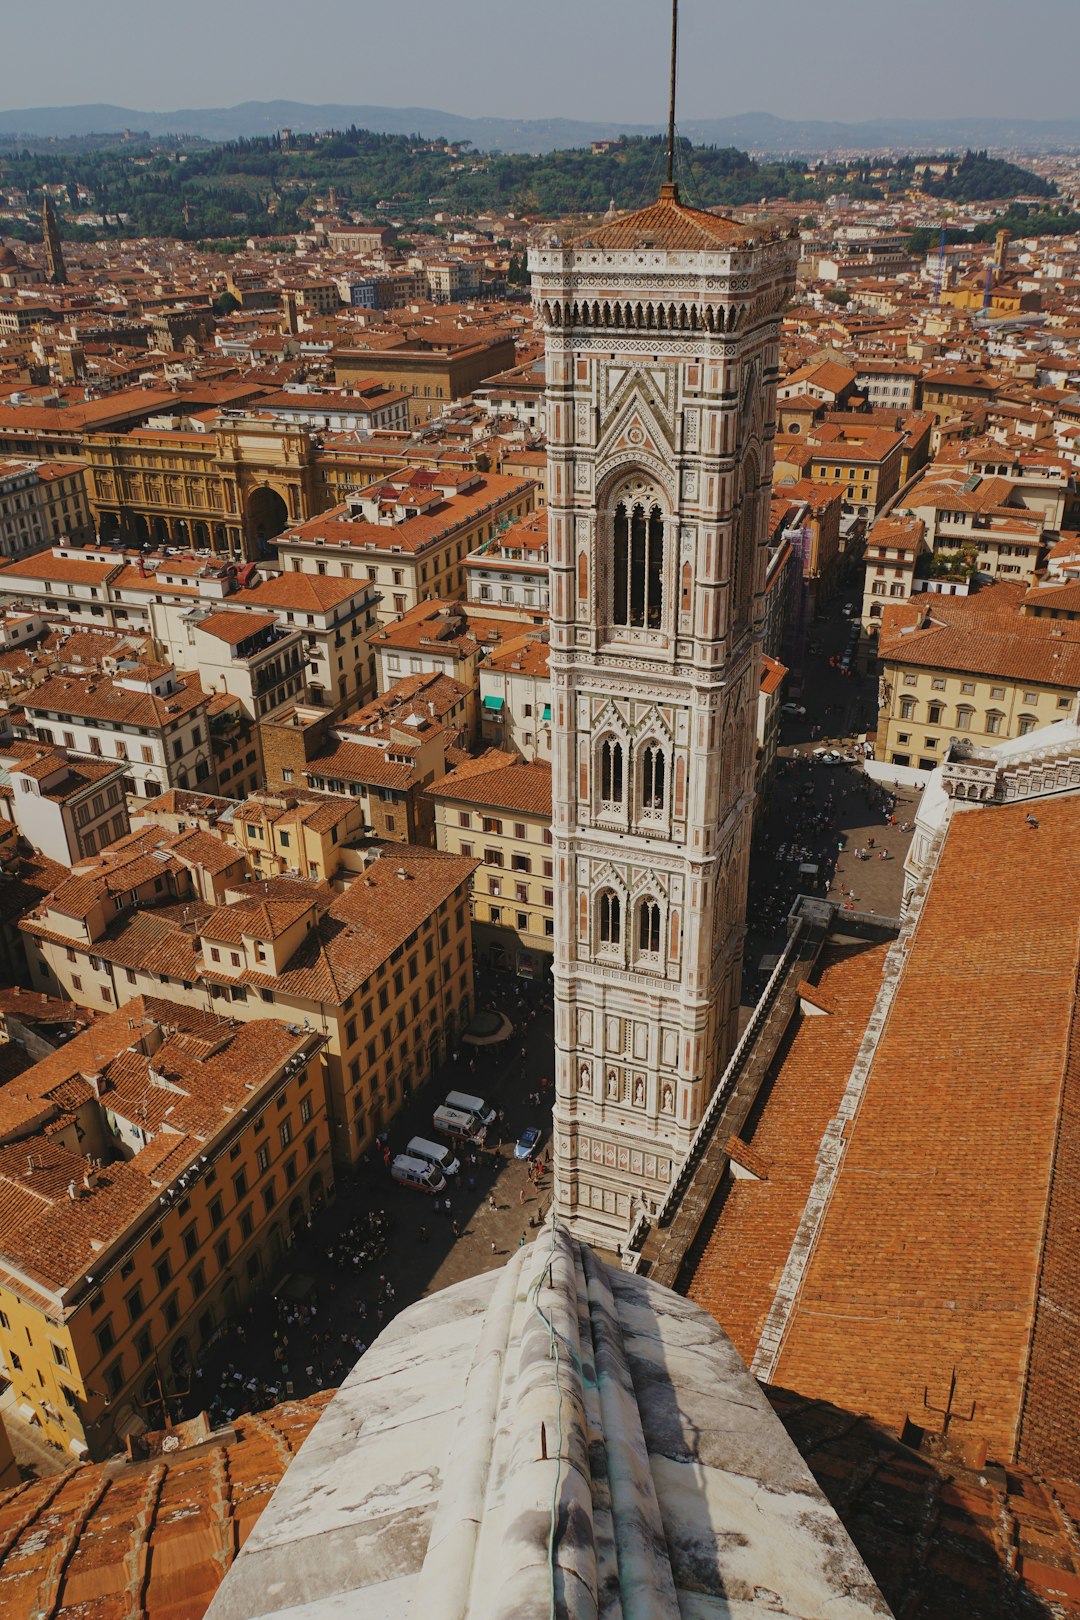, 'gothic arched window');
613,497,665,629
598,890,621,947
640,743,666,815
637,898,661,956
599,737,624,809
